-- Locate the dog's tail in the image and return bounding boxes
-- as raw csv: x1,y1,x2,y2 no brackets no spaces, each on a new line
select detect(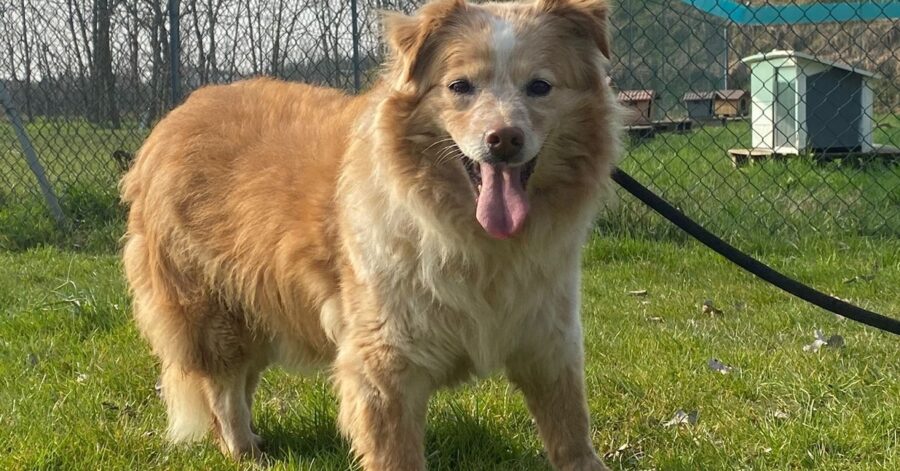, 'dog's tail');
160,366,212,443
